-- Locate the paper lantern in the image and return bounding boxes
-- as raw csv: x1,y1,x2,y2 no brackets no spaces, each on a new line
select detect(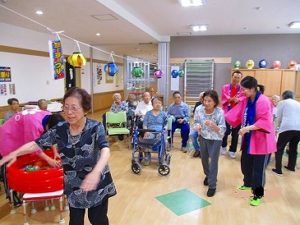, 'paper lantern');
258,59,267,69
154,69,163,78
131,66,144,78
245,59,255,69
272,60,281,69
178,69,185,77
288,60,297,69
234,60,241,69
104,62,119,76
67,52,86,68
171,70,179,78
